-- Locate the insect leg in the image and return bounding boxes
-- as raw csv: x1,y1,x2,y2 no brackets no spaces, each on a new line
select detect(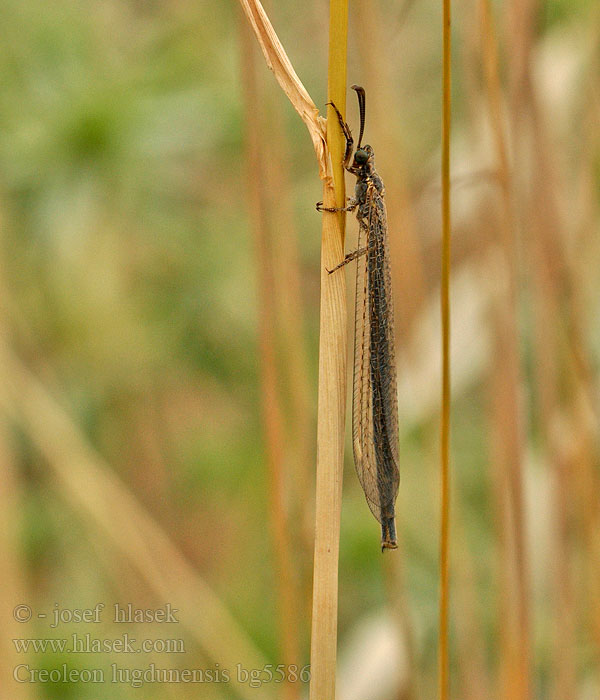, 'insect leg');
316,198,357,213
327,101,354,168
326,246,367,274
